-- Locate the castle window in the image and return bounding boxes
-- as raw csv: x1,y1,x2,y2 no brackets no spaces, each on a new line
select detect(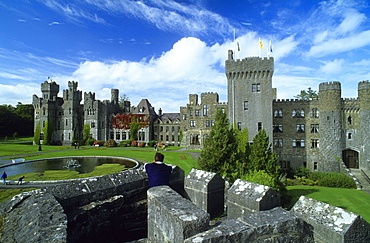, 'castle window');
273,124,283,133
310,108,319,118
182,114,187,120
311,139,319,148
203,105,209,116
292,139,305,148
42,121,45,127
116,133,120,140
166,126,169,132
274,109,283,118
348,133,352,139
237,122,242,131
258,122,262,131
122,132,127,140
252,83,261,92
65,119,68,126
189,109,193,116
142,132,145,141
172,126,175,132
314,162,318,171
190,134,200,145
69,108,71,114
160,135,163,141
172,135,175,141
190,120,196,127
206,120,214,127
296,124,305,133
110,132,114,139
348,116,352,125
310,124,319,133
218,108,225,113
244,101,248,110
292,109,305,118
91,122,95,128
195,109,200,116
274,138,283,148
43,108,46,115
280,160,290,169
160,126,163,132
